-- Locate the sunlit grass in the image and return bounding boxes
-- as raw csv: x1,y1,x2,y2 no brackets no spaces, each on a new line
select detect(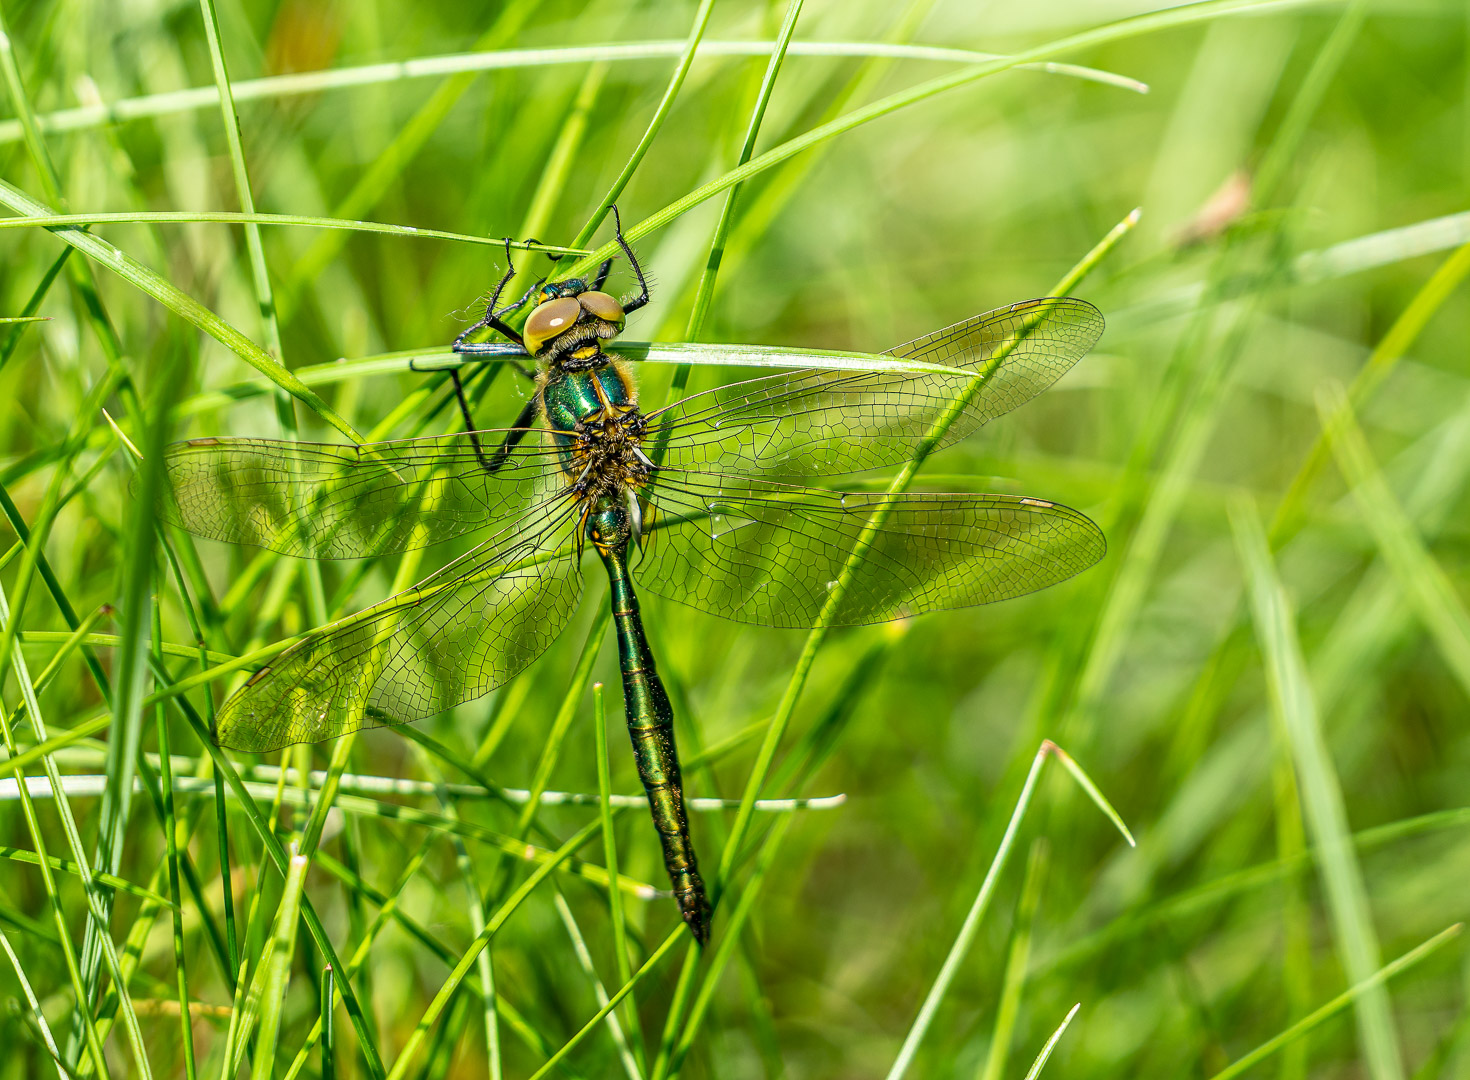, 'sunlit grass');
2,2,1469,1079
